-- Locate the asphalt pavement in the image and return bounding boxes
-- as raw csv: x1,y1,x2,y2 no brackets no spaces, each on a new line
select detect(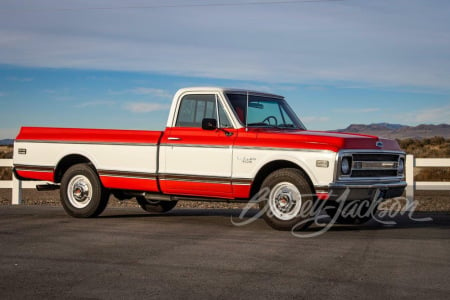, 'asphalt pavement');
0,206,449,299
